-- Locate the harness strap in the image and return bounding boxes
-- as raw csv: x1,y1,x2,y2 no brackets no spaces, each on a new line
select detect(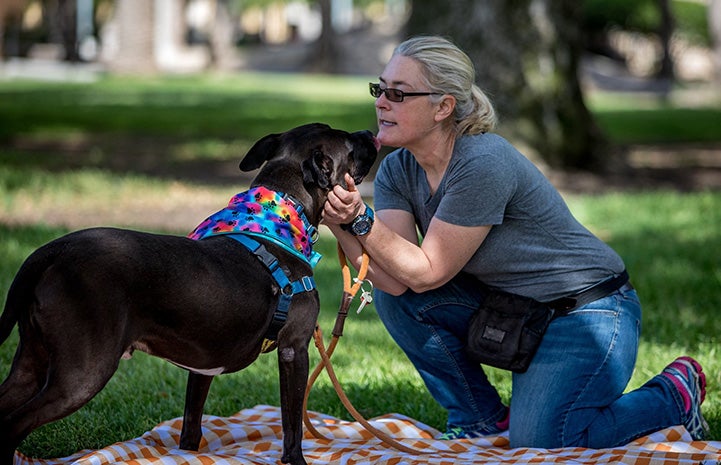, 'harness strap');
280,191,320,246
227,233,316,343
